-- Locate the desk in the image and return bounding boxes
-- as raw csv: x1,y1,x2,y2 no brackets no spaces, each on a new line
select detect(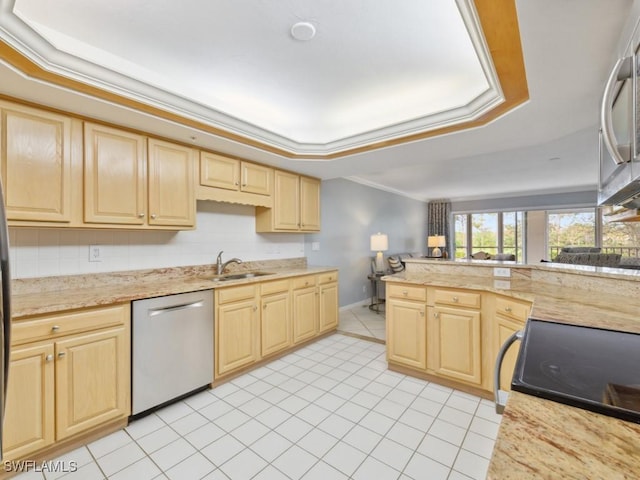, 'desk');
367,272,386,313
